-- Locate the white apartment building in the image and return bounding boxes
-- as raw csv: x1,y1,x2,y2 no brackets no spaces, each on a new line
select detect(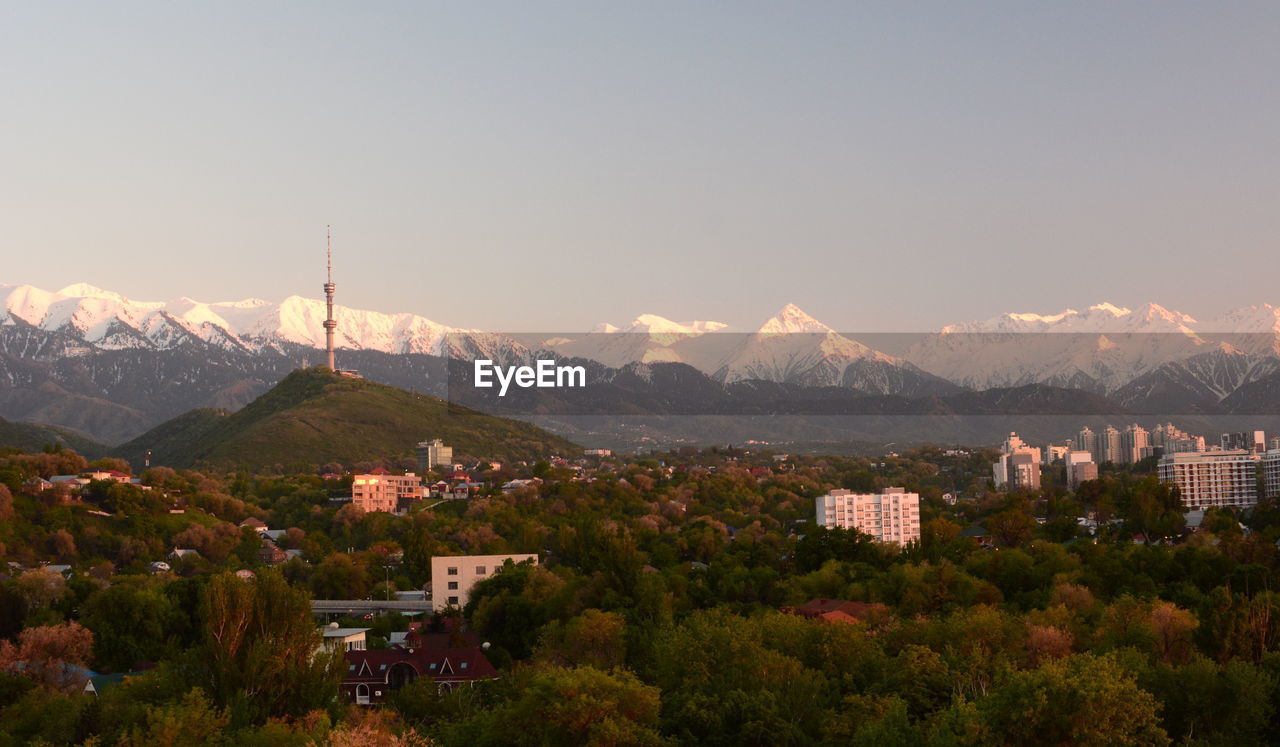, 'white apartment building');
815,487,921,545
431,553,538,609
415,439,453,473
993,432,1041,490
351,472,422,513
1158,450,1257,509
1064,450,1097,490
1264,450,1280,499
